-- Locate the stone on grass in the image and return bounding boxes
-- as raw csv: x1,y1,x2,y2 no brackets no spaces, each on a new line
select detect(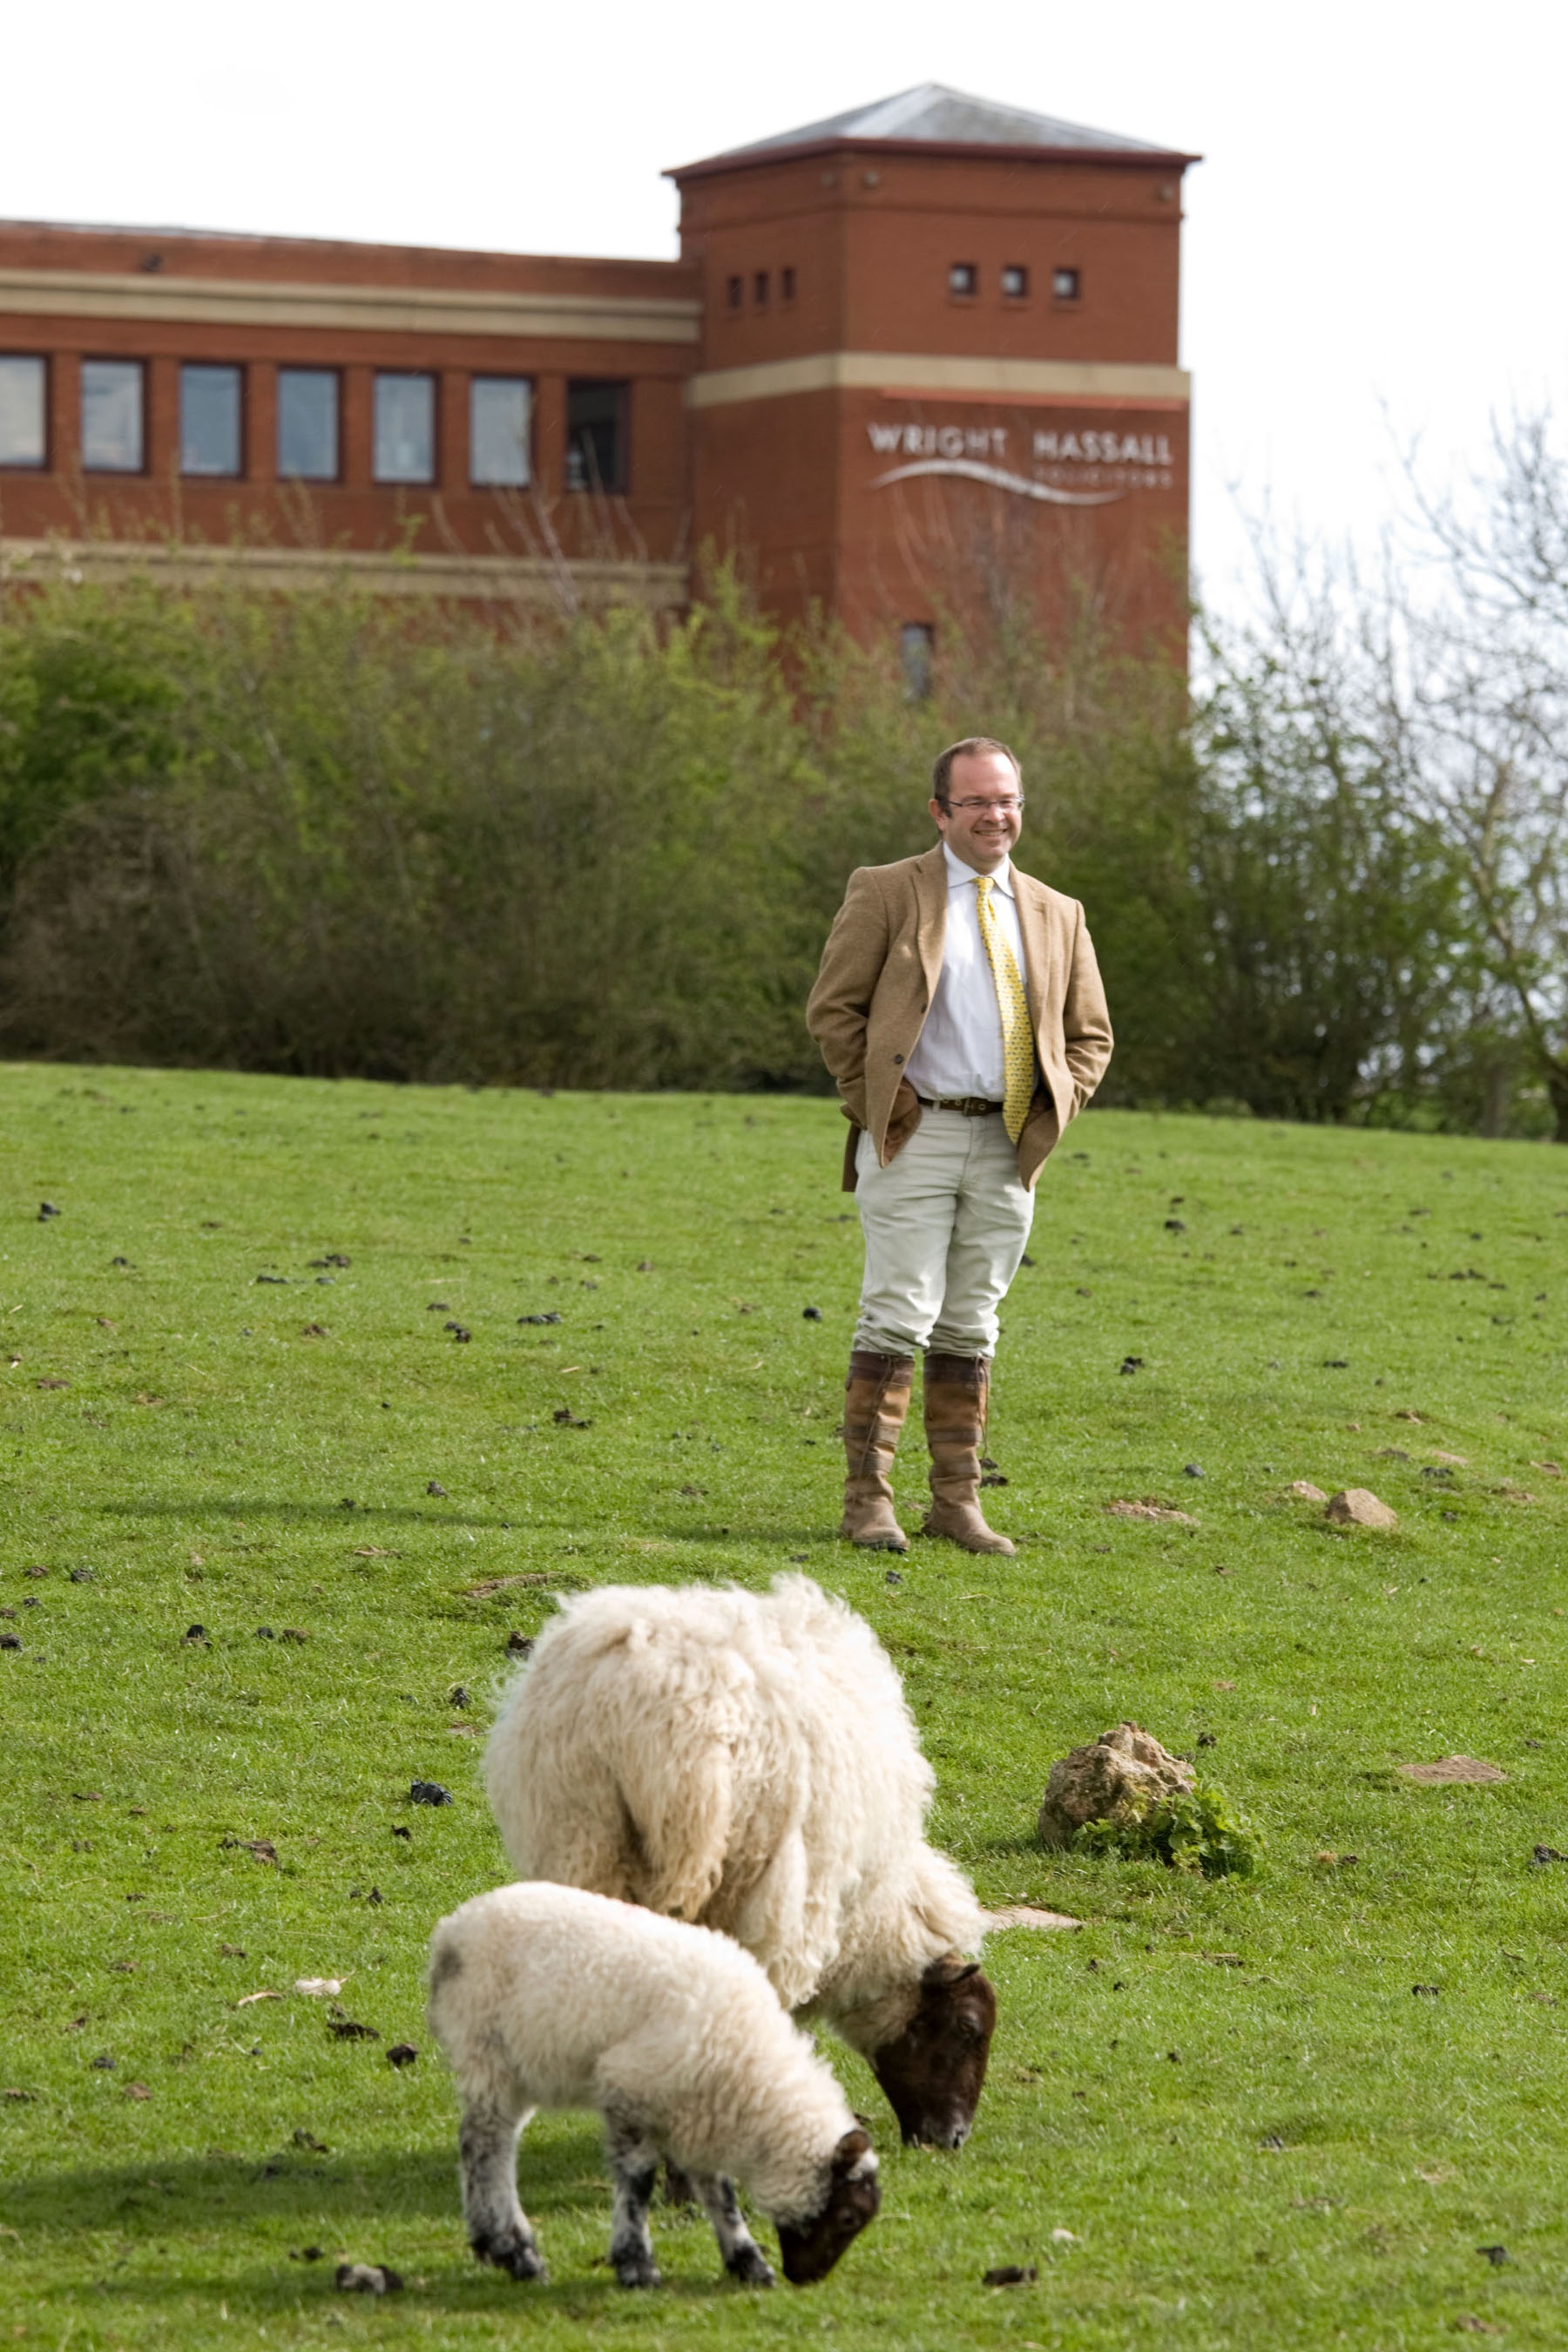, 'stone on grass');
1324,1488,1397,1530
1397,1756,1507,1786
1037,1721,1194,1849
1287,1481,1328,1502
